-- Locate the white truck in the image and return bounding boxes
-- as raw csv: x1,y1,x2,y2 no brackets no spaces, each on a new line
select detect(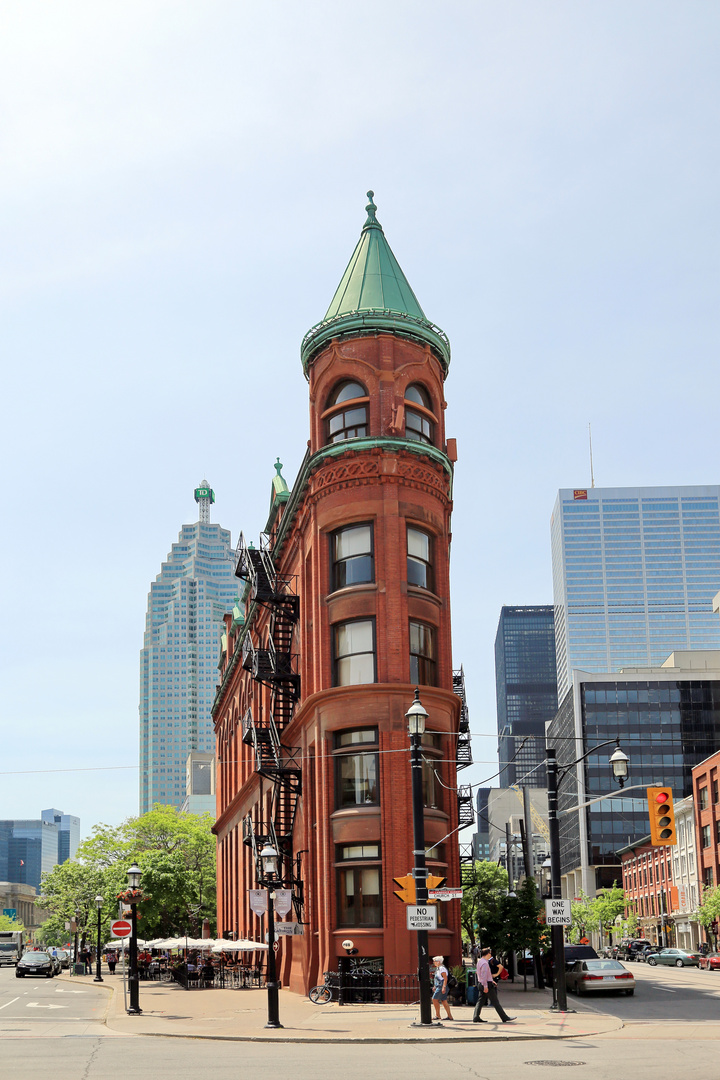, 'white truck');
0,930,24,966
